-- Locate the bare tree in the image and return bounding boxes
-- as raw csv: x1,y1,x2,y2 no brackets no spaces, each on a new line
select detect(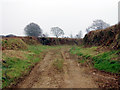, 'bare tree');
70,34,73,38
51,27,64,38
24,23,42,37
86,27,90,33
42,32,49,37
76,30,82,38
86,19,110,33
